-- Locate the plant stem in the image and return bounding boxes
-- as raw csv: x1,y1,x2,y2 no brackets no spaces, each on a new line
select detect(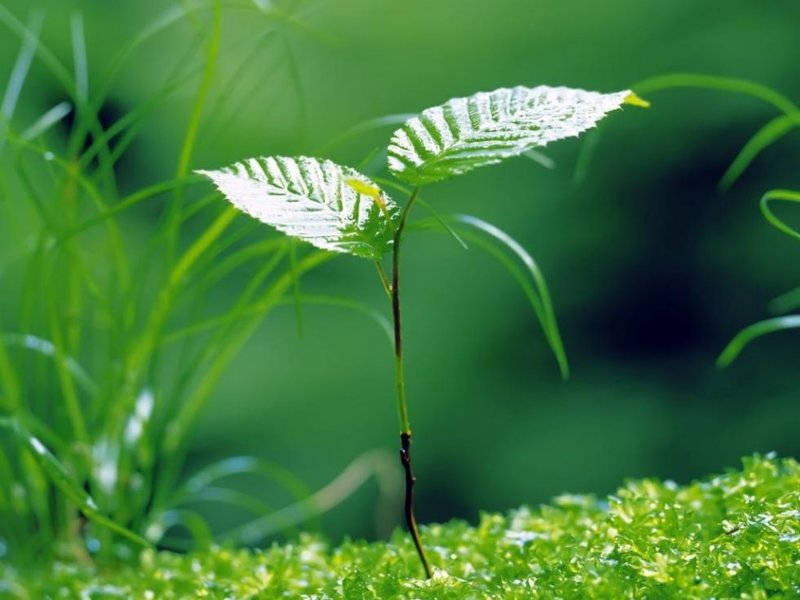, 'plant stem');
389,187,432,578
